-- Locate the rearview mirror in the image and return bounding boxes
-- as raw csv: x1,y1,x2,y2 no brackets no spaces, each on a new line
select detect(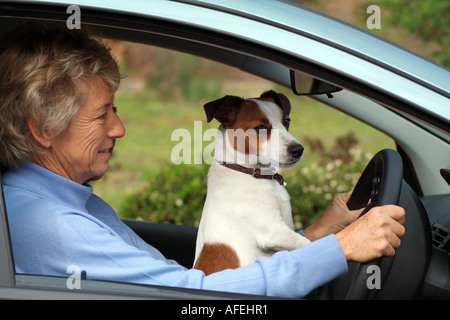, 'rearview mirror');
290,70,342,96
